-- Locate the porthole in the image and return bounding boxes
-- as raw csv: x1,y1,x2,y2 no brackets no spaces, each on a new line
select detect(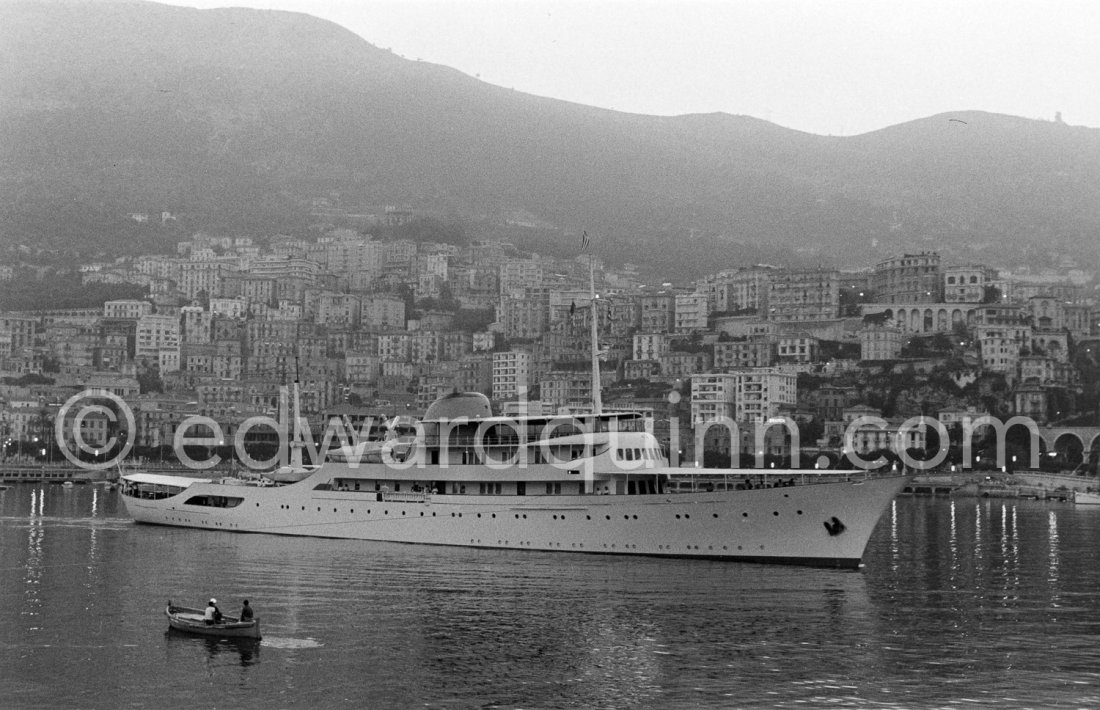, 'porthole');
773,511,779,516
742,512,748,517
712,513,718,518
797,510,803,515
